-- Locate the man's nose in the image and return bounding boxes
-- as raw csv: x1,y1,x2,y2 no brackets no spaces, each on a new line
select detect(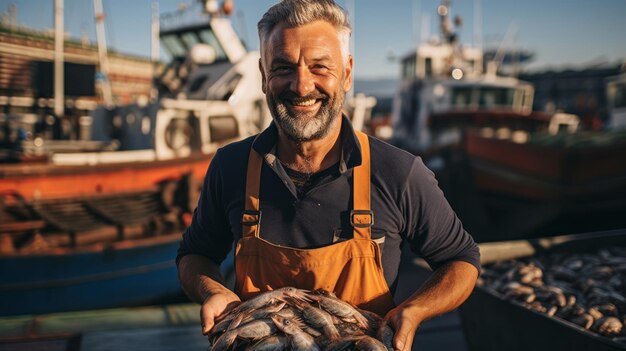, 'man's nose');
290,67,315,96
